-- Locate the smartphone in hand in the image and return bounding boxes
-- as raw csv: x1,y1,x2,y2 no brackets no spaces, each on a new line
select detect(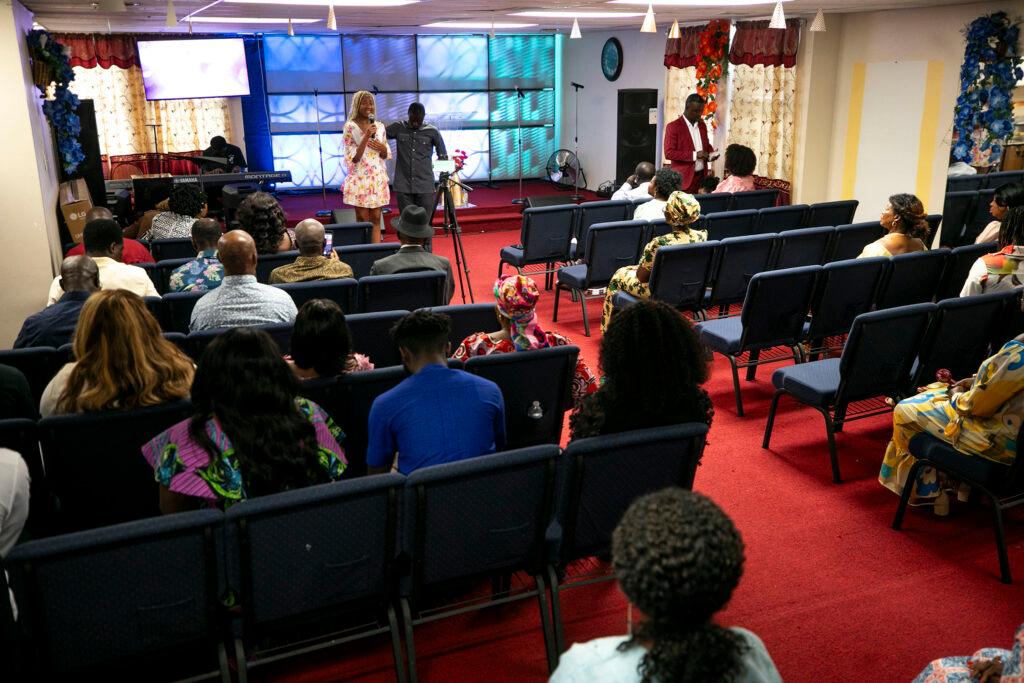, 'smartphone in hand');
323,232,334,256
